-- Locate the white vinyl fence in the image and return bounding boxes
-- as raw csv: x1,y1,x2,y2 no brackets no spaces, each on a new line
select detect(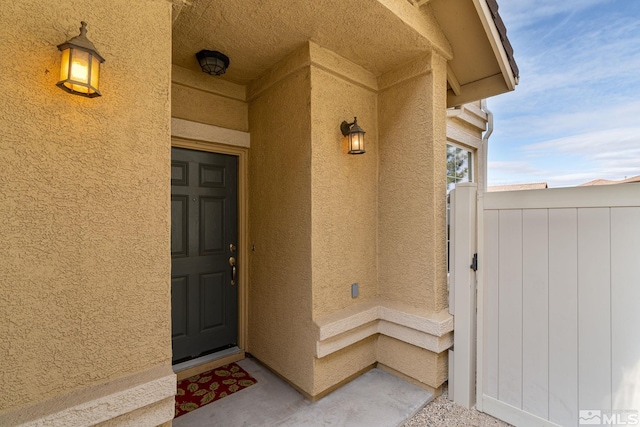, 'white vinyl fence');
449,182,640,427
